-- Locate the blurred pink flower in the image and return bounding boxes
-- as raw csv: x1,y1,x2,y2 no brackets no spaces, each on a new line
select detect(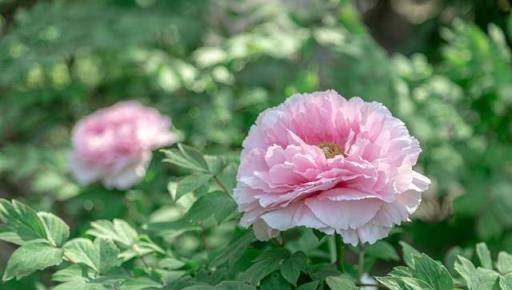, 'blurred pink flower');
70,101,176,189
234,90,430,245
